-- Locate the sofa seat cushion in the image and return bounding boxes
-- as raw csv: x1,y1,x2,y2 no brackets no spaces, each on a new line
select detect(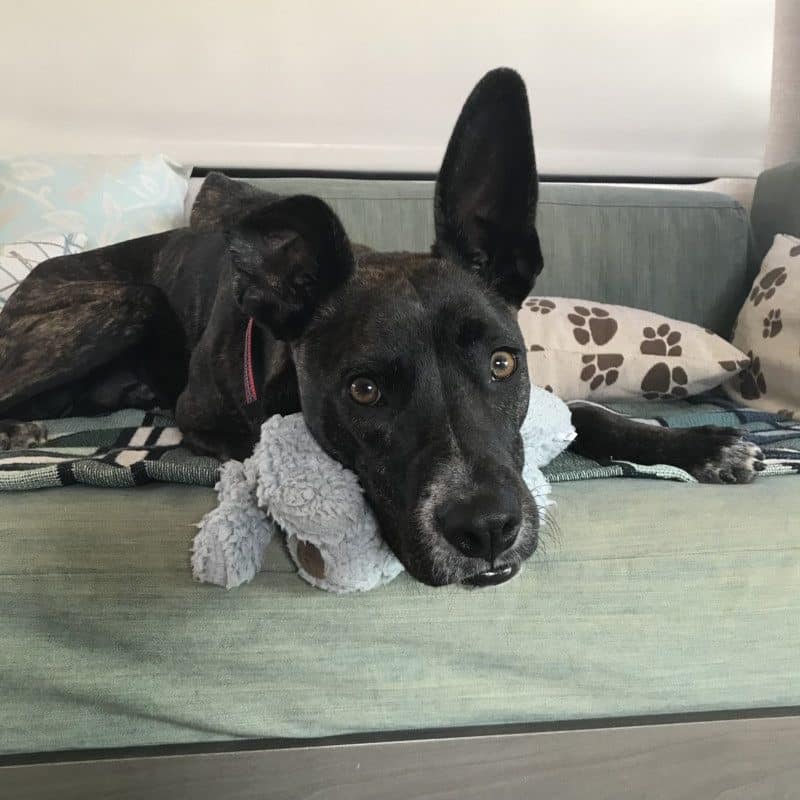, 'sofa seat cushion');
2,475,798,756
